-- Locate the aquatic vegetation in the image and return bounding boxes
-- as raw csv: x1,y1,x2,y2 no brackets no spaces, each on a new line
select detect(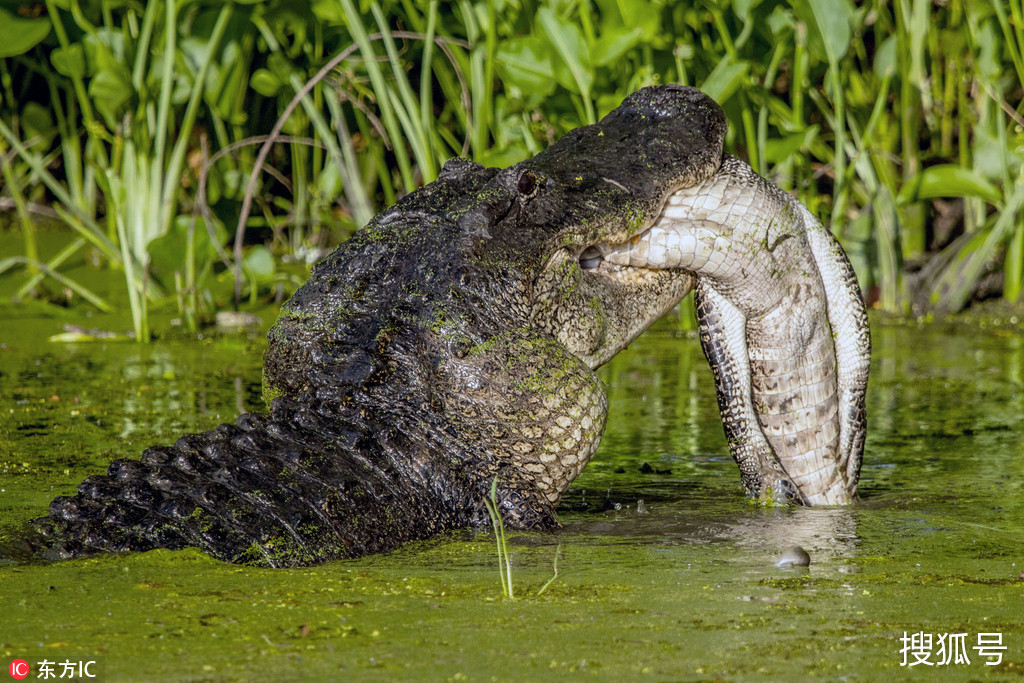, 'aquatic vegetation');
2,314,1023,679
1,0,1022,333
536,543,561,596
483,476,514,599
